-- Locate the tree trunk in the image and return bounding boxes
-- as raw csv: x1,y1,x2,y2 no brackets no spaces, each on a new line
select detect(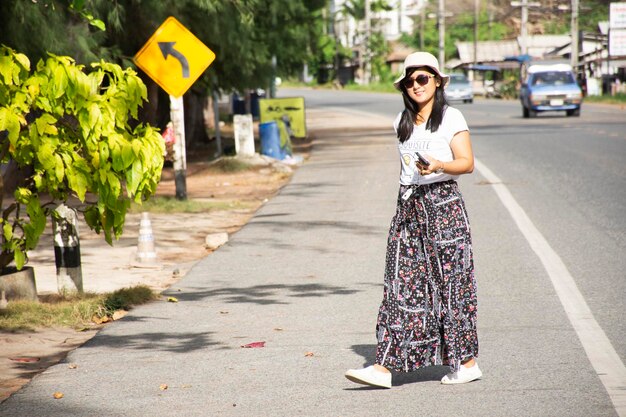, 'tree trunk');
139,76,160,127
183,91,210,148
